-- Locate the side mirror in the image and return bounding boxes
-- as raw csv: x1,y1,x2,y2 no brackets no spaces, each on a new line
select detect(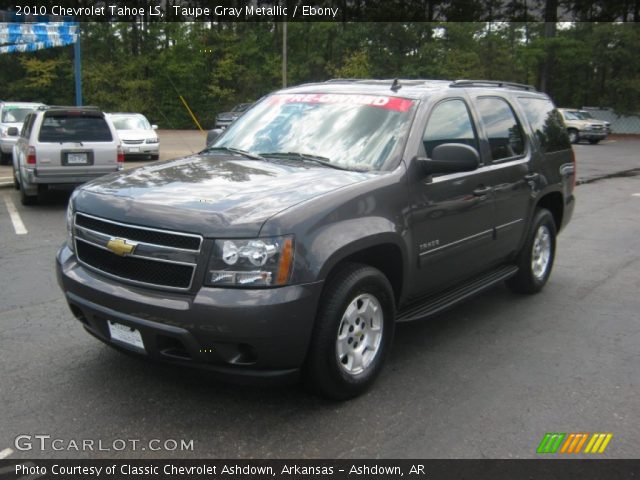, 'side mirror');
151,124,158,130
417,143,479,175
206,128,224,147
7,127,19,136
